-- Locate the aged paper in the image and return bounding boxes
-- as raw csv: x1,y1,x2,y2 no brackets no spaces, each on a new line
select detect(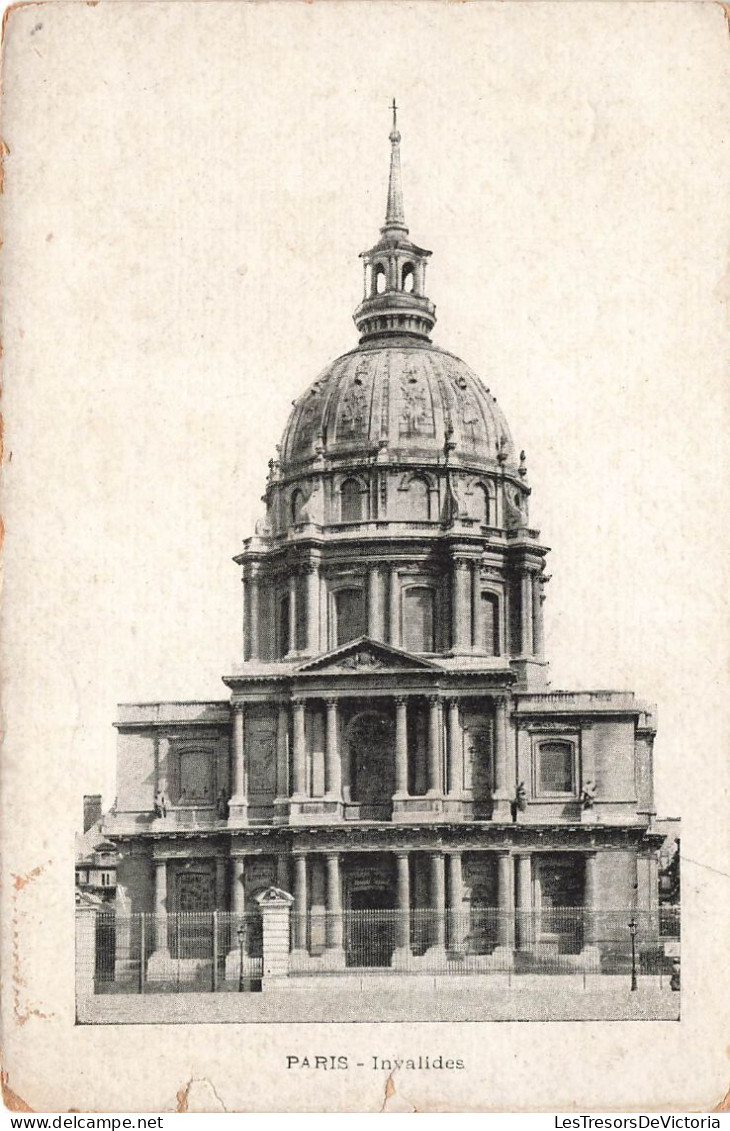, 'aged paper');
1,0,729,1113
